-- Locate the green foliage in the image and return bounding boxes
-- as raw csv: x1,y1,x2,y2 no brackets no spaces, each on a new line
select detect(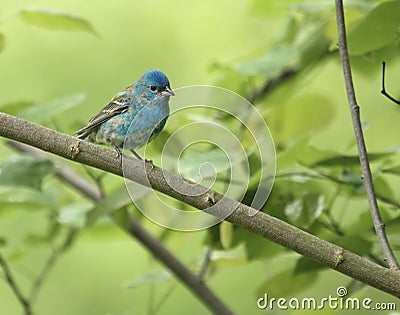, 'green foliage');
232,44,299,77
19,6,97,35
284,193,325,228
85,187,132,227
0,0,400,314
257,268,318,297
0,156,55,190
347,0,400,55
19,93,85,123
